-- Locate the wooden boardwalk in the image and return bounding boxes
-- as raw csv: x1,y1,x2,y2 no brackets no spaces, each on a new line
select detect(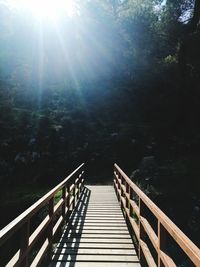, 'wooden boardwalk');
1,163,200,267
49,185,141,267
